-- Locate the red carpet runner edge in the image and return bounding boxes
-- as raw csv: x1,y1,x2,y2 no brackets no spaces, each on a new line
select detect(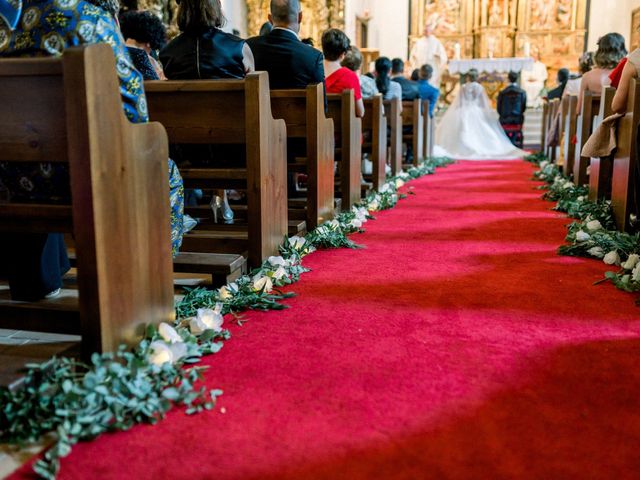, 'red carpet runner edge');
11,160,640,480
